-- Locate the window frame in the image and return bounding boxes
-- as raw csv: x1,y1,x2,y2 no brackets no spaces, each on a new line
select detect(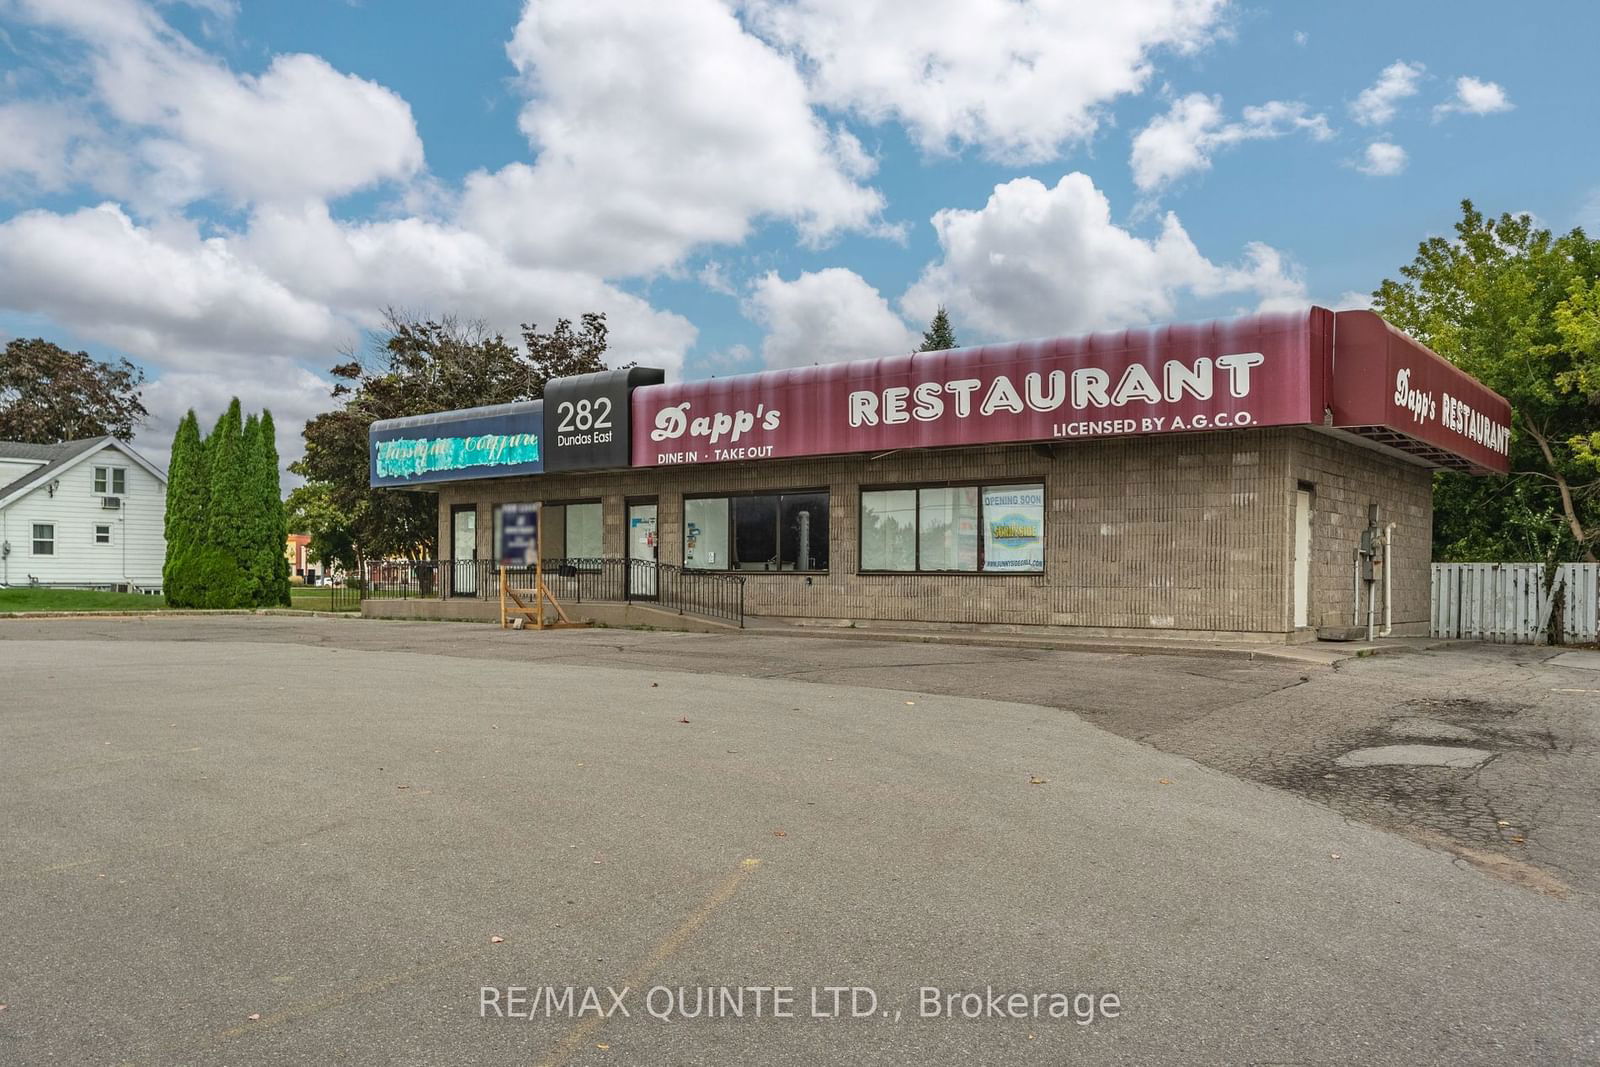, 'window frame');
558,498,605,561
858,480,1047,575
682,488,830,574
94,523,113,545
93,466,127,495
32,523,55,555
